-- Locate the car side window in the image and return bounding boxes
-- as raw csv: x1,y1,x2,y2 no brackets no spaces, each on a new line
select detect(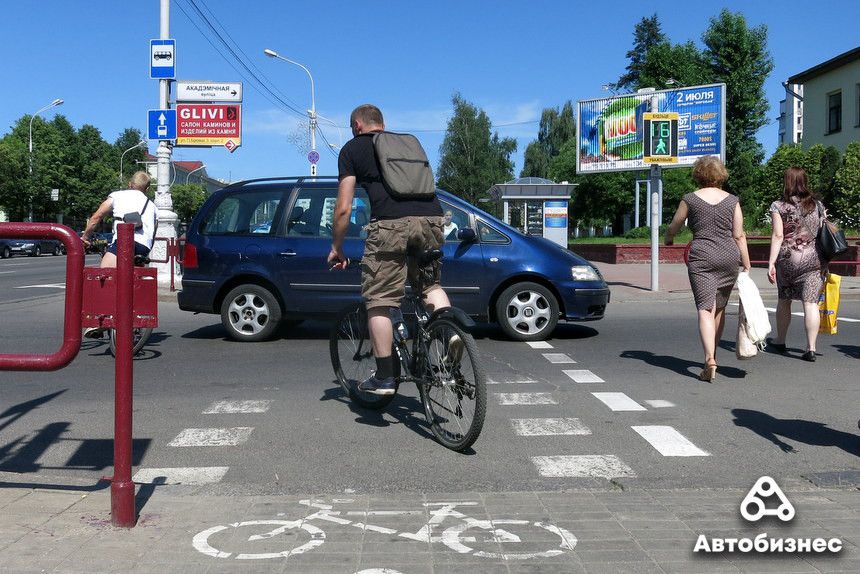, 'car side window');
290,187,371,239
440,202,470,242
477,220,509,244
202,190,283,235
